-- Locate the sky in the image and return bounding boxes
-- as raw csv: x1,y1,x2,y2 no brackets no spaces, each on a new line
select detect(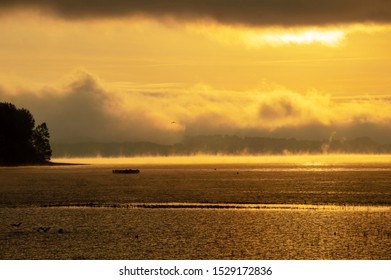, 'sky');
1,0,391,144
